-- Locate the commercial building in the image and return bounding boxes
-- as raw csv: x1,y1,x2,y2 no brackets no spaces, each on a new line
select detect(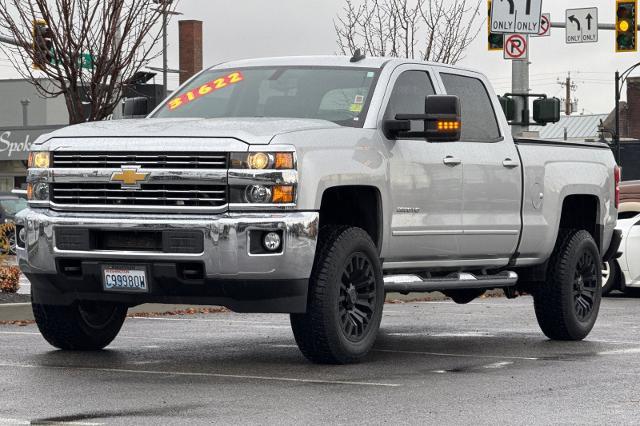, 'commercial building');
0,78,66,192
